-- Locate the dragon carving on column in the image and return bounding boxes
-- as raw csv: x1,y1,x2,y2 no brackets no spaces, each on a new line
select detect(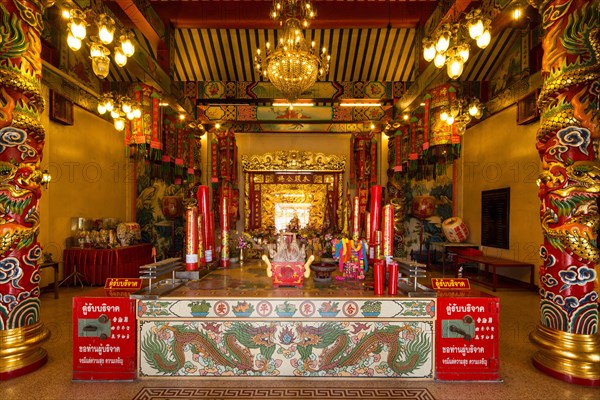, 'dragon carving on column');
530,0,600,385
0,0,49,378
